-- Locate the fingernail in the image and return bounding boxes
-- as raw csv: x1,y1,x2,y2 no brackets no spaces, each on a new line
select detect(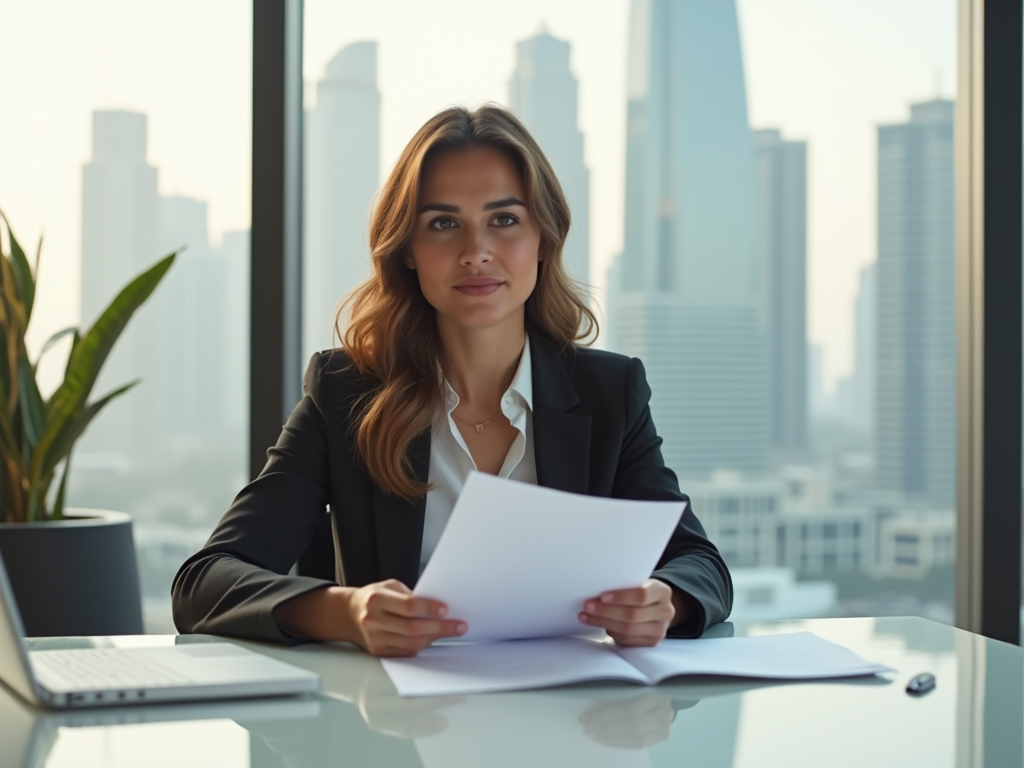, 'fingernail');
585,601,596,612
456,622,467,634
438,606,448,618
579,613,590,624
600,593,614,603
